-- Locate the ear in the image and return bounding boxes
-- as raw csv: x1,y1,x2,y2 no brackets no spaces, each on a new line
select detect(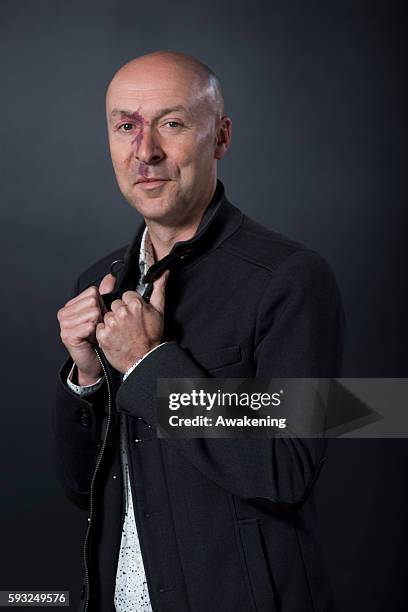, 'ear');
214,116,232,160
